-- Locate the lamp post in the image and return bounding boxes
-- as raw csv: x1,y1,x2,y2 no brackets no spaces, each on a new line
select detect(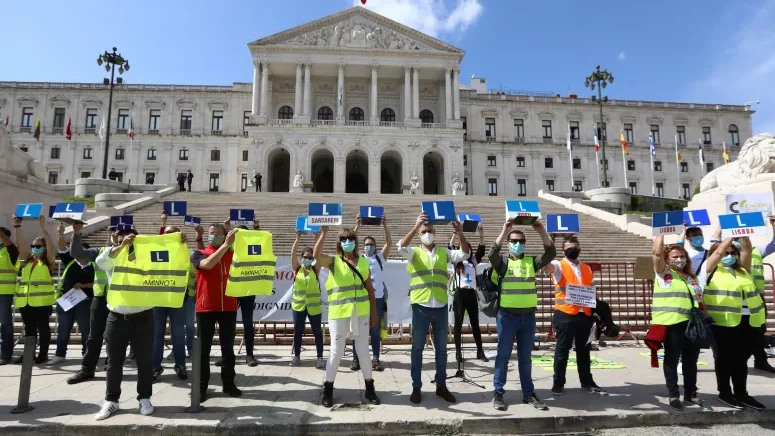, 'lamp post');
96,47,130,180
584,65,614,187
